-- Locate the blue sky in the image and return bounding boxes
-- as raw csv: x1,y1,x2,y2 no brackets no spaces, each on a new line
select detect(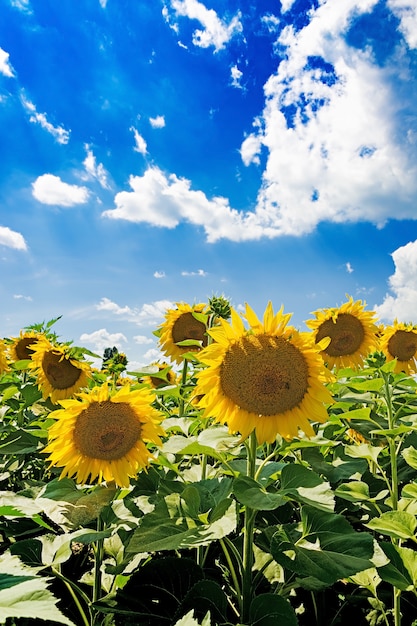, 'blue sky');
1,0,416,368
